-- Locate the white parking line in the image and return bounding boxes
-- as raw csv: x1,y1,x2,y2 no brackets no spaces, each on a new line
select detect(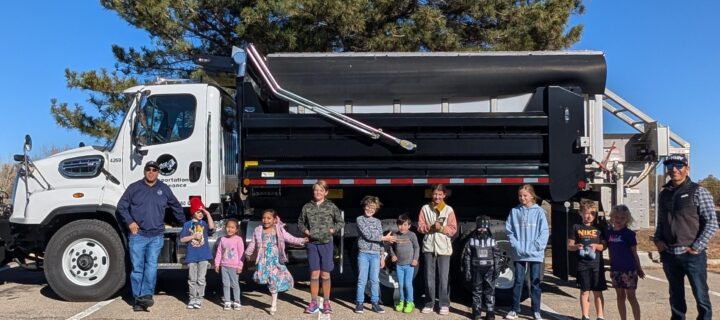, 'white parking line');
66,298,116,320
645,274,720,298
